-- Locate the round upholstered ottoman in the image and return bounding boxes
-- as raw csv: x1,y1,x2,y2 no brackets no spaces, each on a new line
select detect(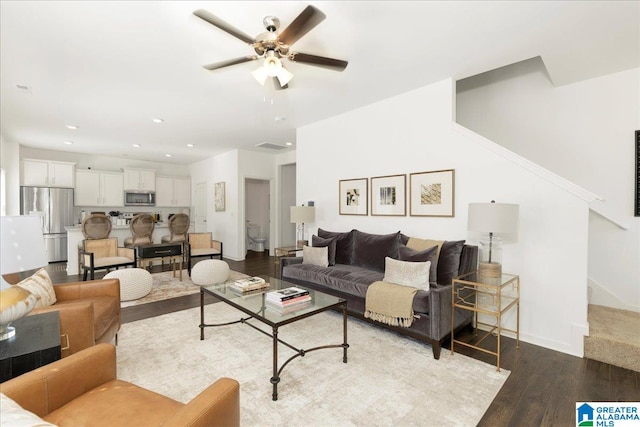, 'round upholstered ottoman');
104,268,153,301
190,260,230,286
